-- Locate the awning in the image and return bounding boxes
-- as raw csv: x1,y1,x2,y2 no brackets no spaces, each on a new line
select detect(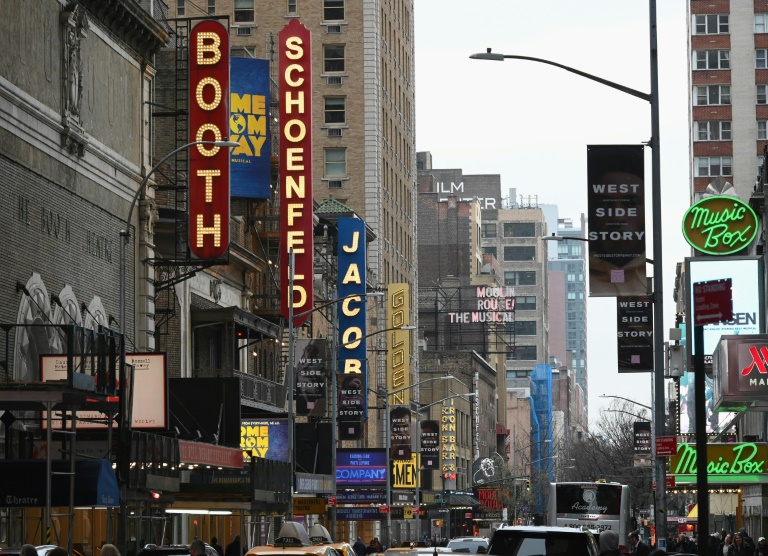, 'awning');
191,307,280,339
0,459,119,507
446,493,480,506
687,503,698,518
